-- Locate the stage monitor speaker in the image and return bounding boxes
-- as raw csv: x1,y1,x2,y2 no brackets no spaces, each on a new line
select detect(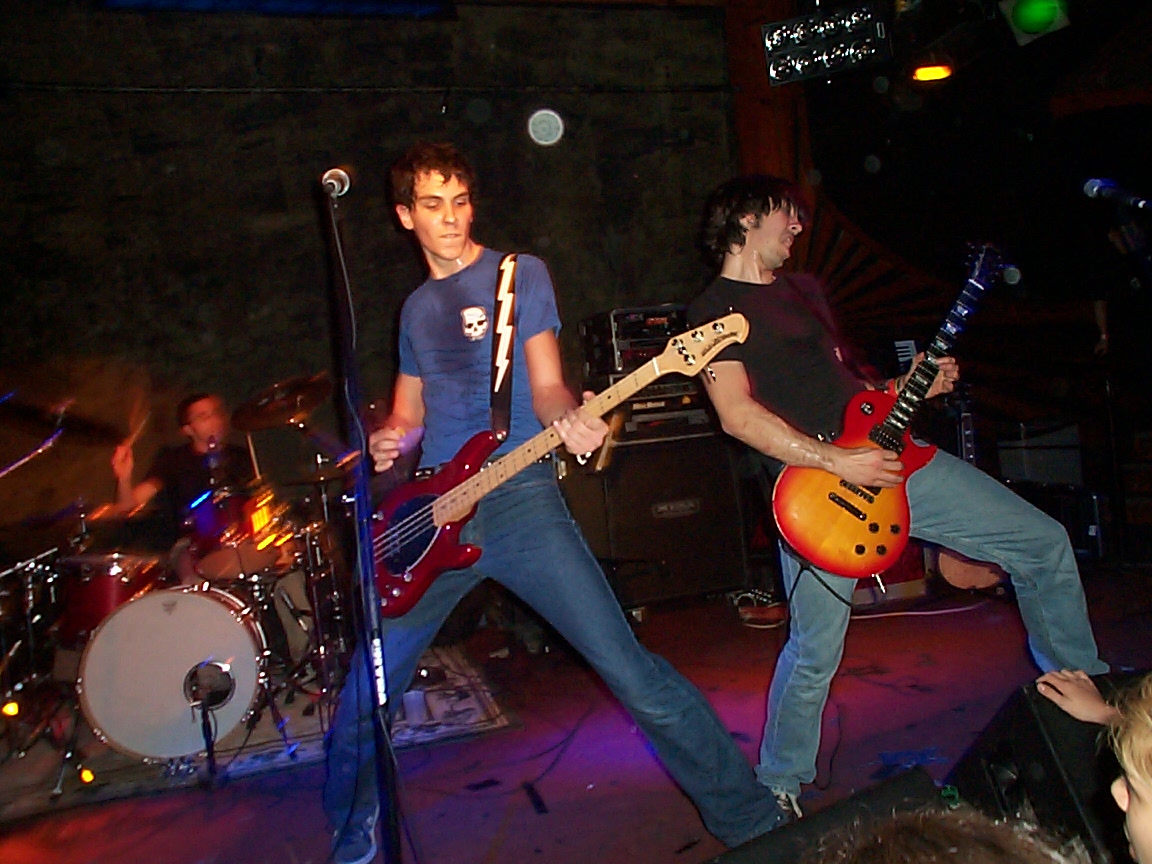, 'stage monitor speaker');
560,436,751,608
948,676,1133,864
709,767,943,863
